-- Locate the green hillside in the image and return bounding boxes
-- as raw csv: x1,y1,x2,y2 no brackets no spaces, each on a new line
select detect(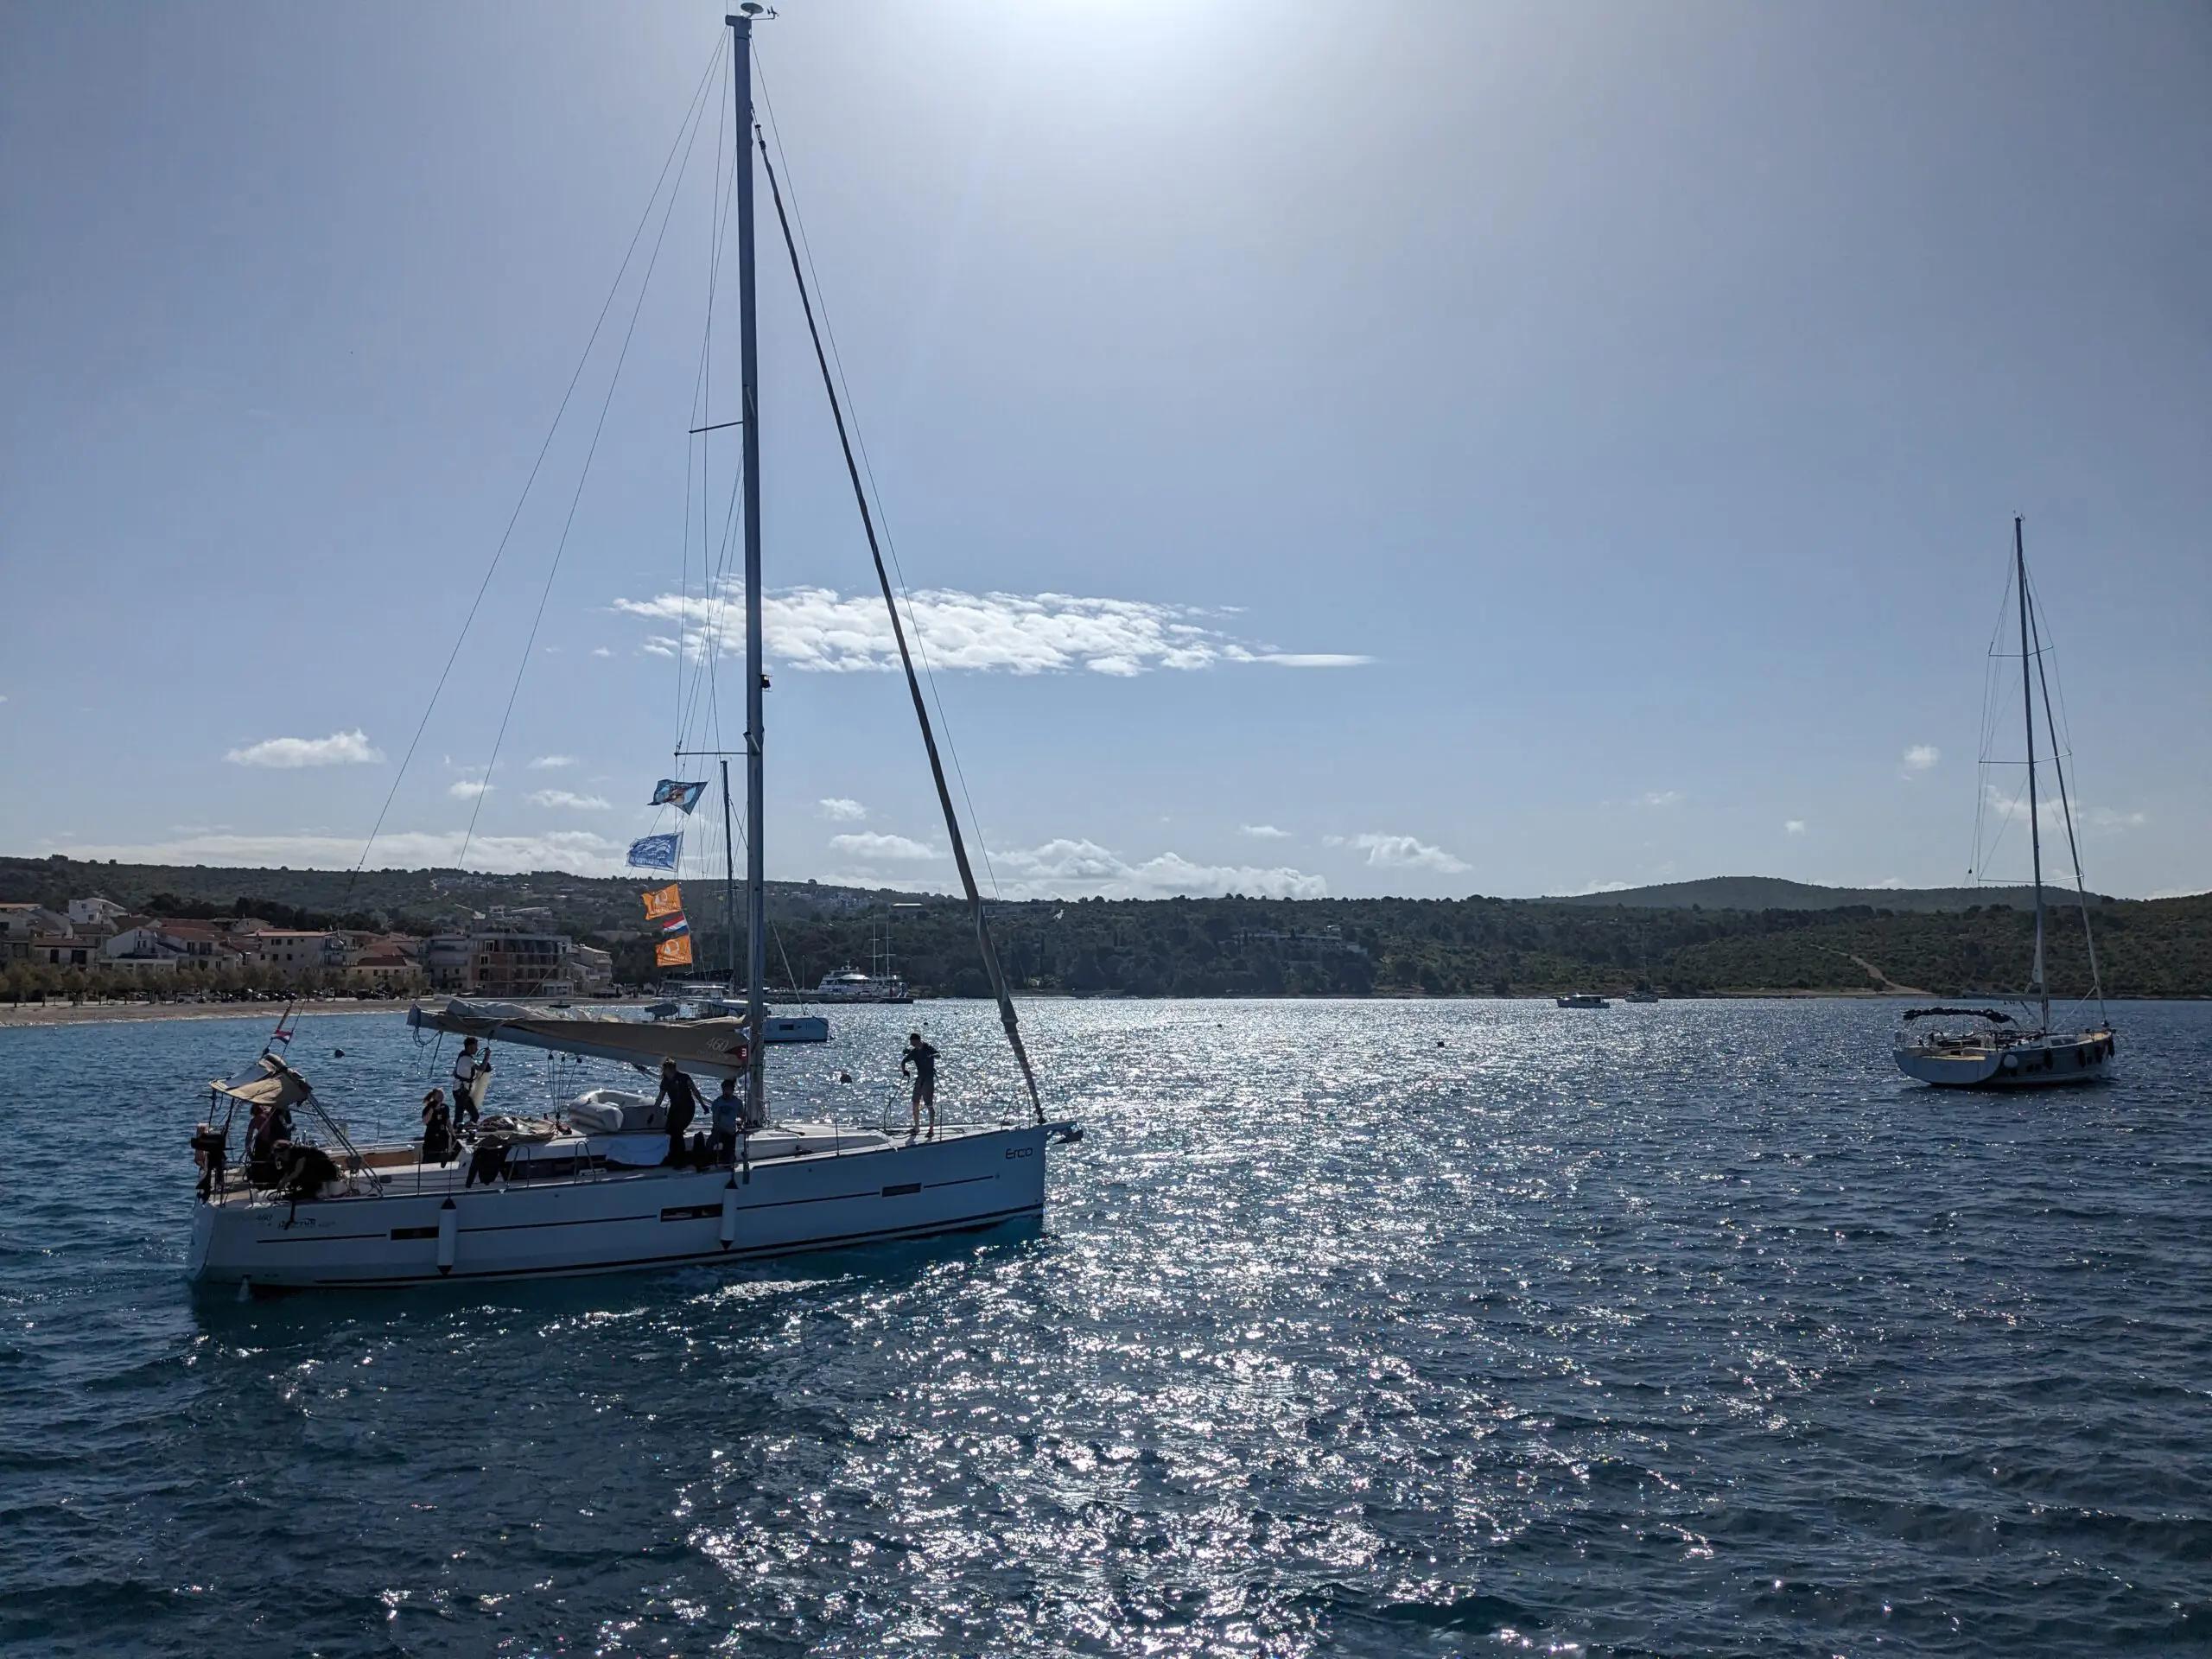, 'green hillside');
1546,876,2103,913
6,855,2209,1000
